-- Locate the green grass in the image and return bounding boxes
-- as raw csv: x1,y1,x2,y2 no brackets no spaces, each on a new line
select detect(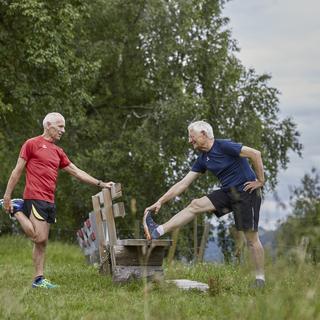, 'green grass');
0,235,319,320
